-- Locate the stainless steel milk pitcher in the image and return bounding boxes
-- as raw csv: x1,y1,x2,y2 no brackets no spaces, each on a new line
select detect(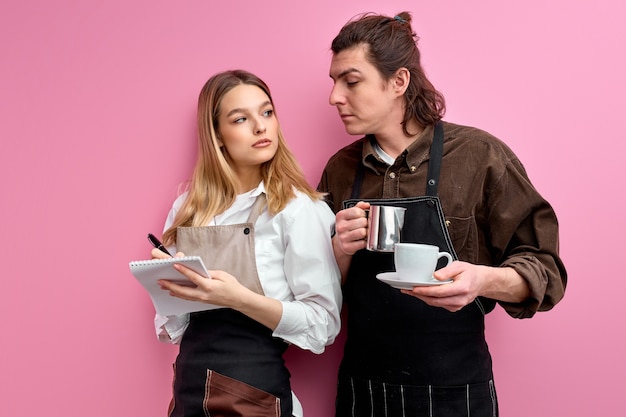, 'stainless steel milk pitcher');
366,205,407,252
